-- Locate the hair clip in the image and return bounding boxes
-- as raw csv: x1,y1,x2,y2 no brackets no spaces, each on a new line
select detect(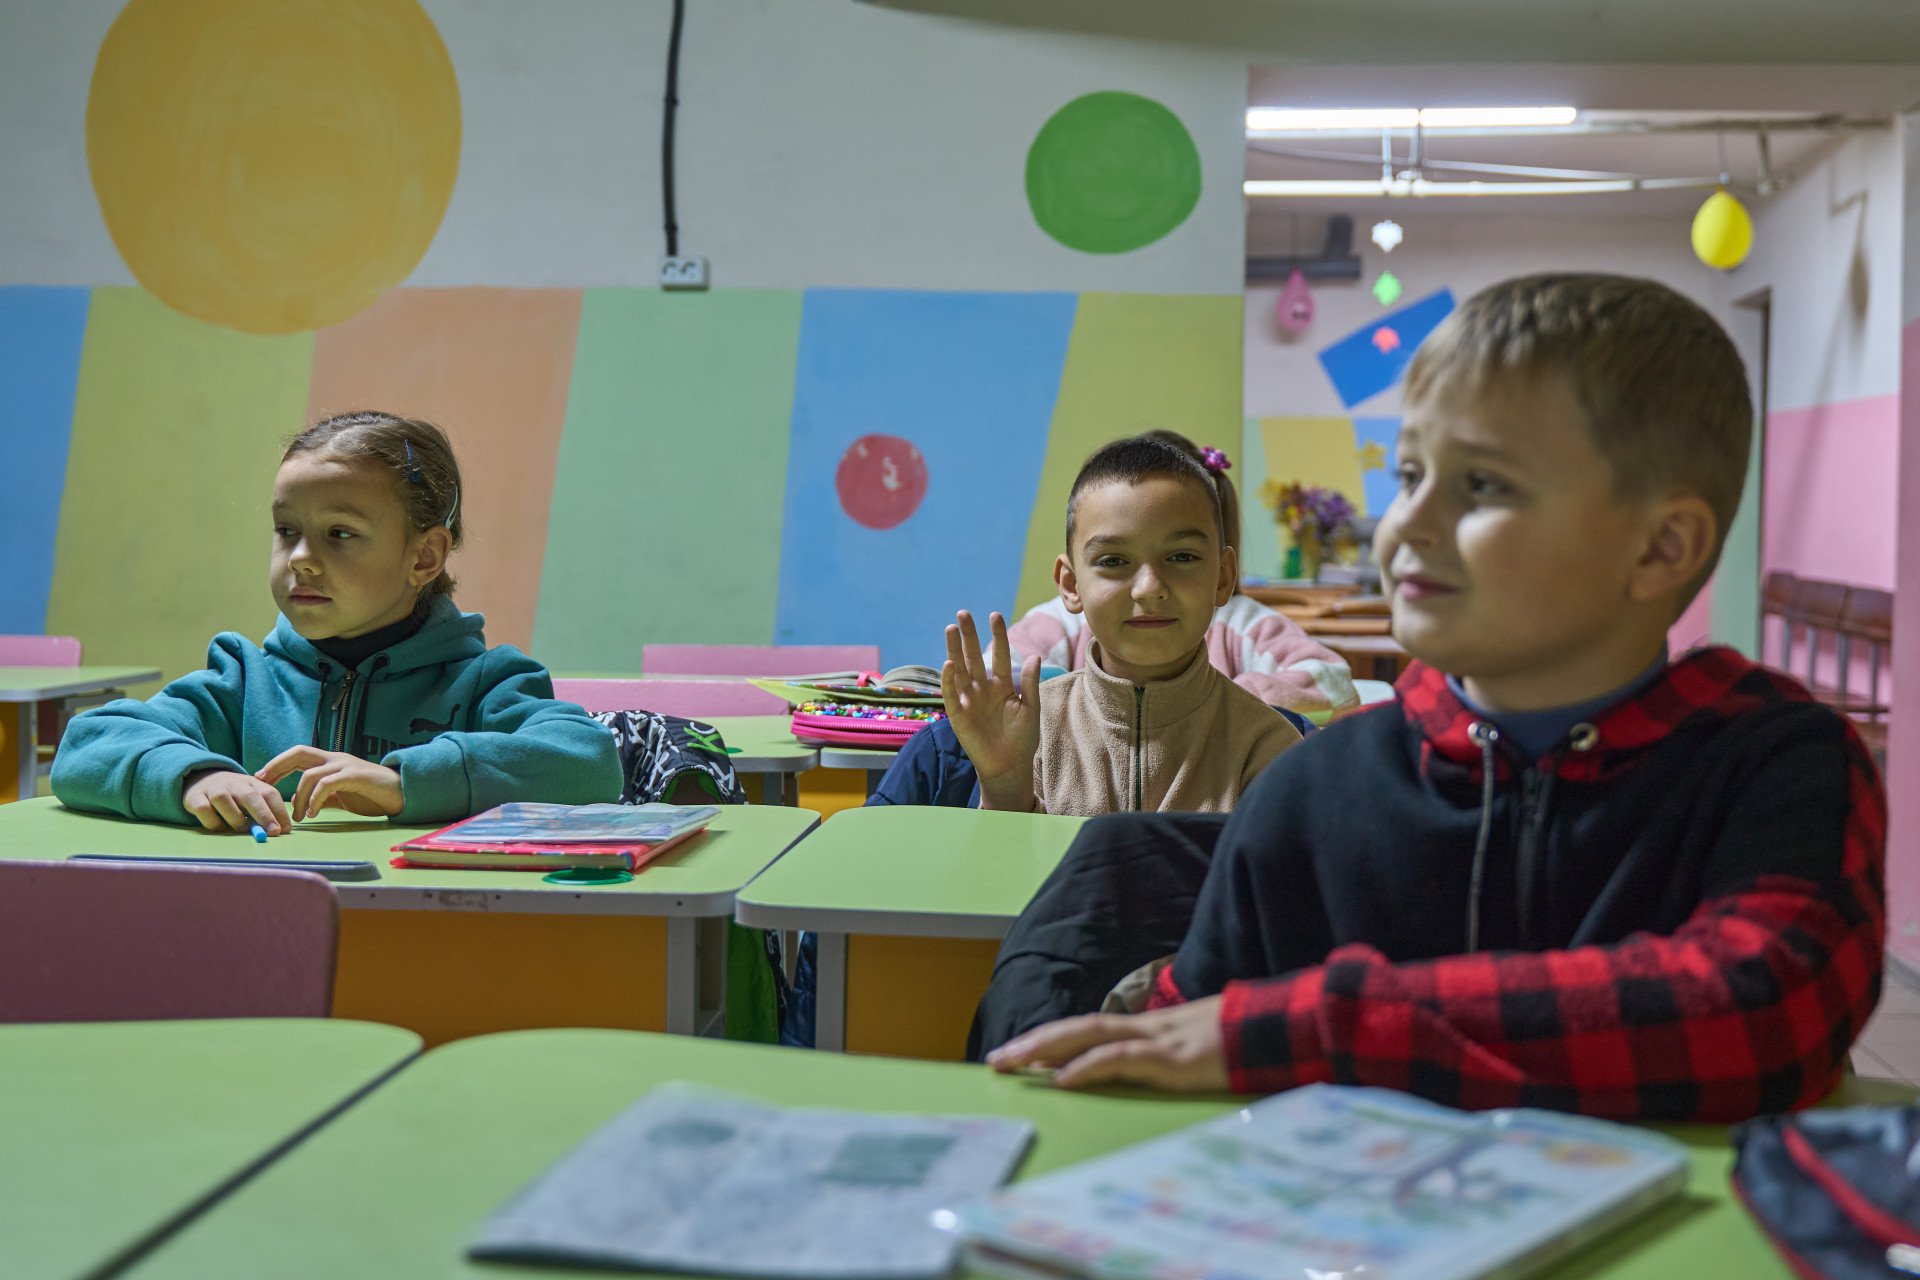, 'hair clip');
403,440,425,485
443,483,460,530
1200,446,1232,473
